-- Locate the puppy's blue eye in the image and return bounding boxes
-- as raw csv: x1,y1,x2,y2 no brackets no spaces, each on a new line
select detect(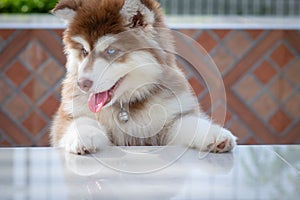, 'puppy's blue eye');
107,49,116,55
